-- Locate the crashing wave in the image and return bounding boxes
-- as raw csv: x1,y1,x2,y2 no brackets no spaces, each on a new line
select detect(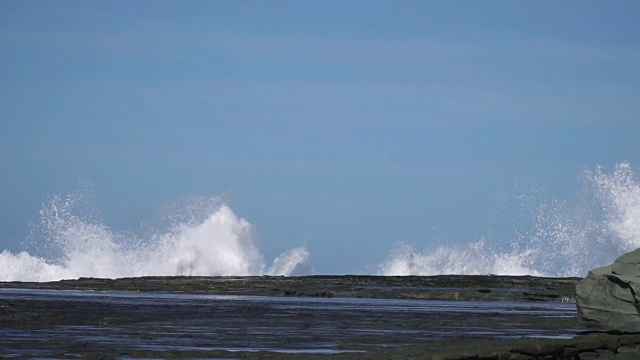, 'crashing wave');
380,162,640,278
0,195,310,282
